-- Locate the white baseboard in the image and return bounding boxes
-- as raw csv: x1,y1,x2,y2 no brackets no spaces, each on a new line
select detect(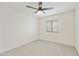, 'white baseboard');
0,38,76,54
39,39,75,47
0,38,38,54
75,46,79,54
